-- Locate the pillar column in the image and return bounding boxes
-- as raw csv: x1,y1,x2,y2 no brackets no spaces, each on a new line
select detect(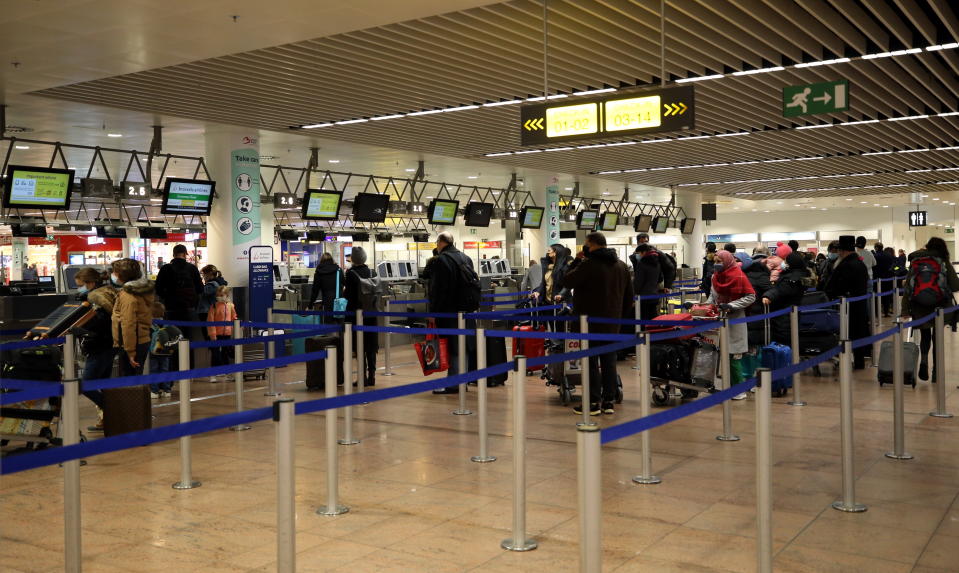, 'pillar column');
204,125,262,286
676,190,704,269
